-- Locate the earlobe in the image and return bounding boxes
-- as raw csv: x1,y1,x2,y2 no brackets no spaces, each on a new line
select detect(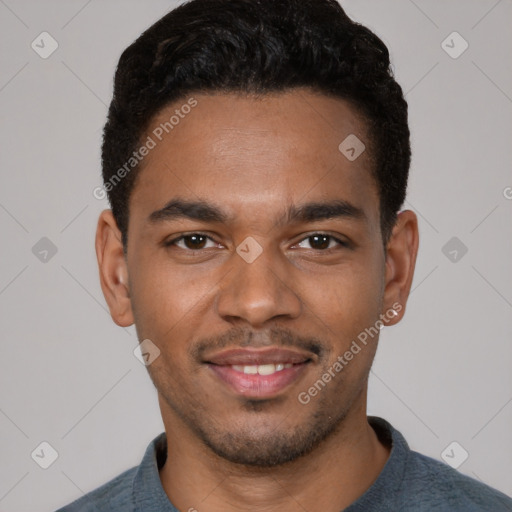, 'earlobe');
382,210,419,326
95,210,134,327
